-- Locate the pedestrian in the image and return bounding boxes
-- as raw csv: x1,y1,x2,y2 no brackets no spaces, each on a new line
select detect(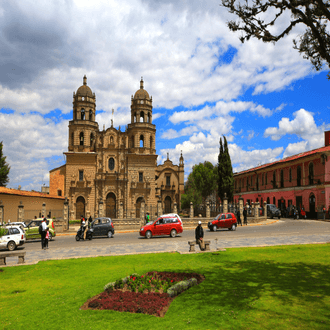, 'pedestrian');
41,216,48,250
195,220,205,251
88,216,93,228
243,207,248,225
45,228,49,249
323,206,326,220
237,209,242,226
80,215,86,240
286,206,290,218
